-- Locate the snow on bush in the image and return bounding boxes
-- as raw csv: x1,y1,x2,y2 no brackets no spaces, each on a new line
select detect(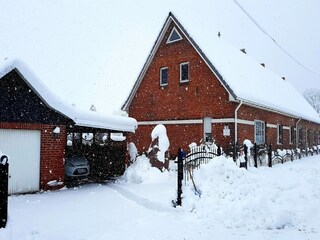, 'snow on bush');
122,155,167,183
188,142,197,150
151,124,170,162
183,155,295,230
128,142,138,162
